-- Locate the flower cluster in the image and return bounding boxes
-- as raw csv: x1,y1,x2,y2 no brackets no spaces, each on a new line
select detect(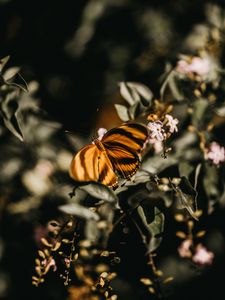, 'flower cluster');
178,240,214,265
147,114,179,153
204,142,225,166
176,56,211,77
